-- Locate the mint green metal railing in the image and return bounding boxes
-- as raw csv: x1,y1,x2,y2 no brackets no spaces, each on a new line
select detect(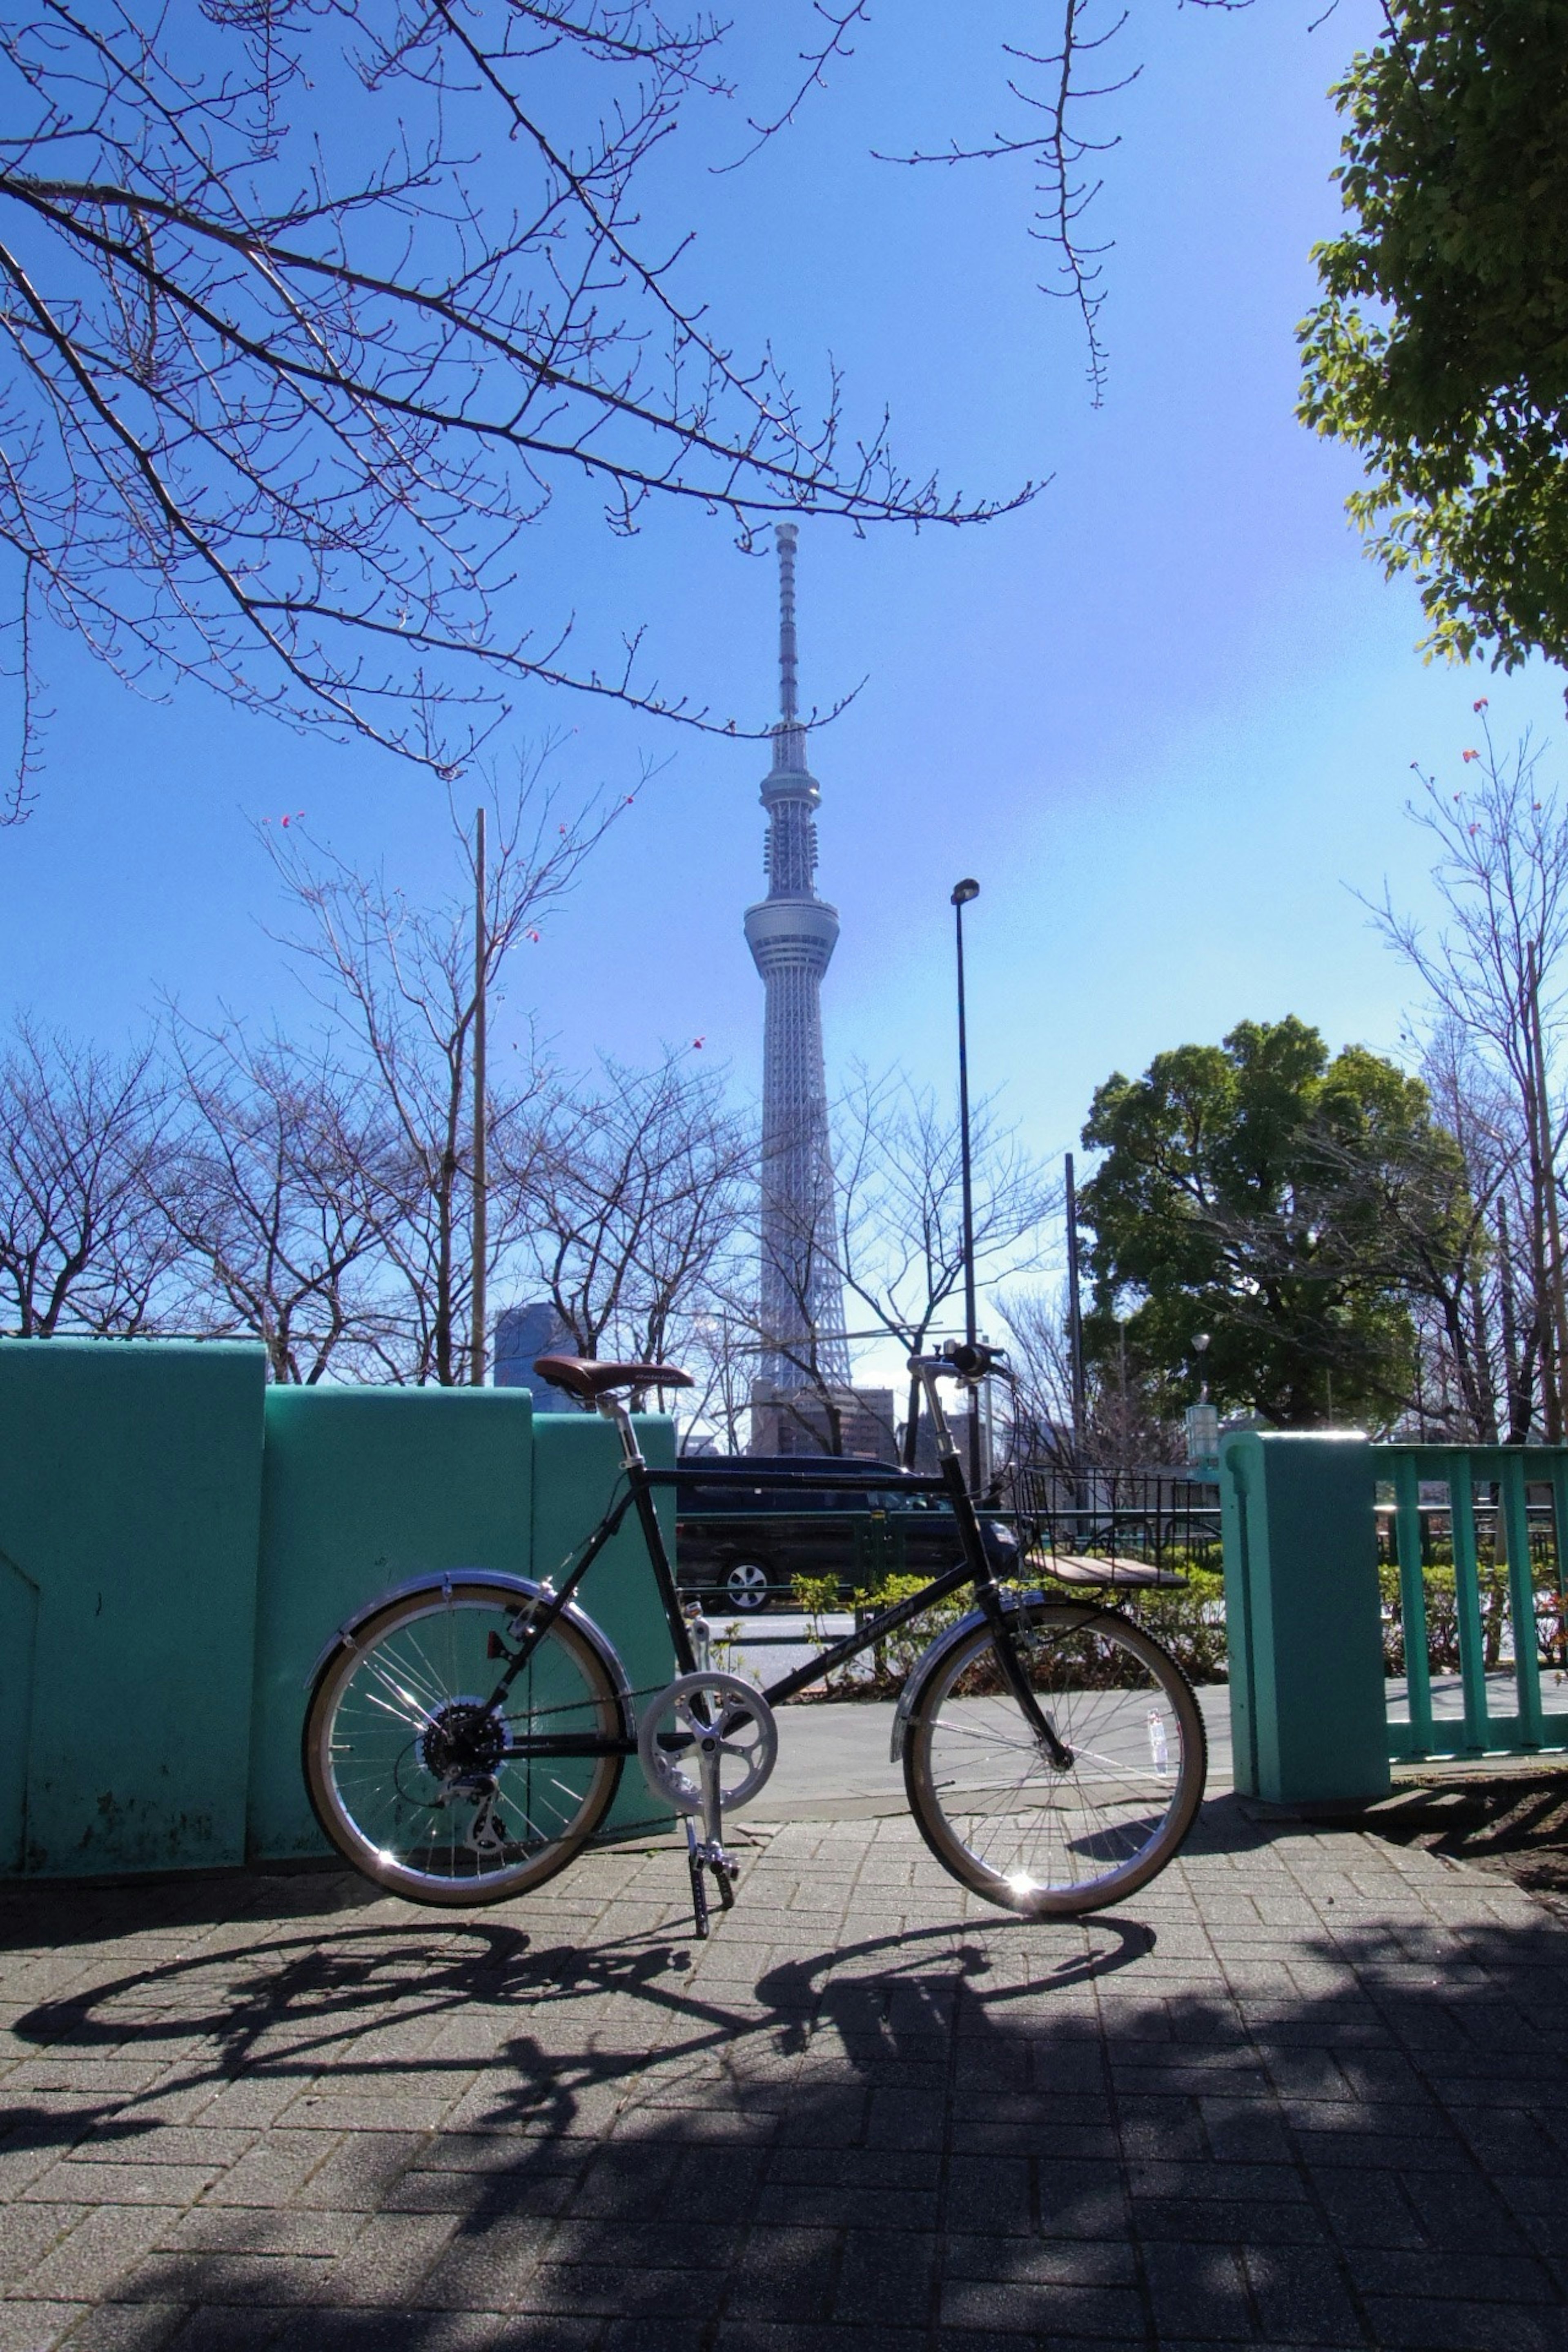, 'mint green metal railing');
1374,1445,1568,1762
